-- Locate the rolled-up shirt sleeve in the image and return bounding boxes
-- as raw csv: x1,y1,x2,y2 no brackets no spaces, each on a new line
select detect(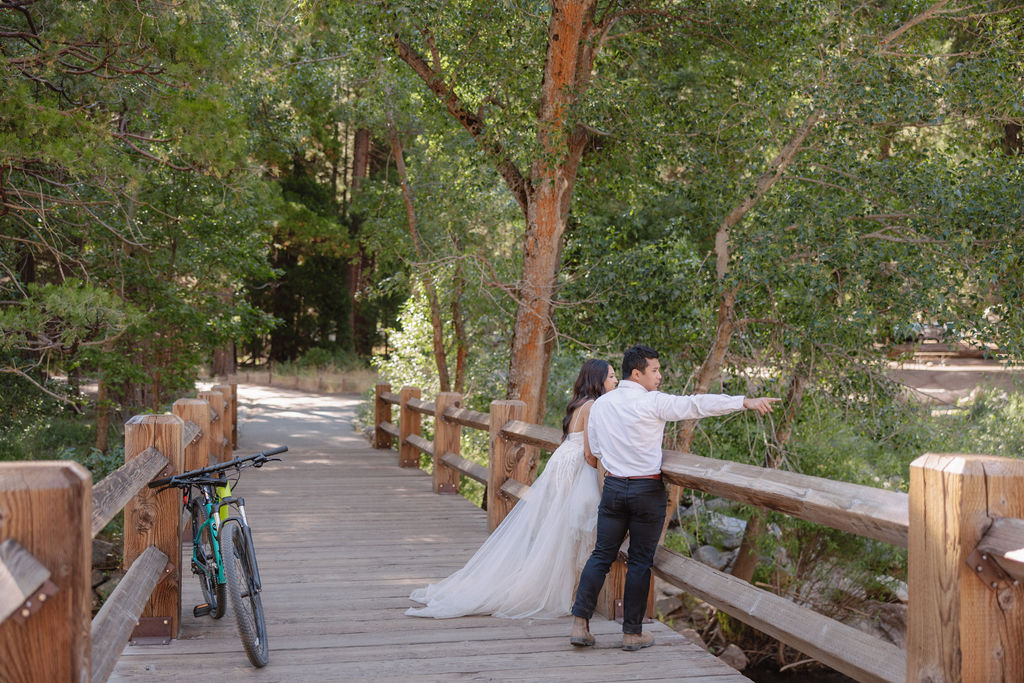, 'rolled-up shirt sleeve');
653,393,745,422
